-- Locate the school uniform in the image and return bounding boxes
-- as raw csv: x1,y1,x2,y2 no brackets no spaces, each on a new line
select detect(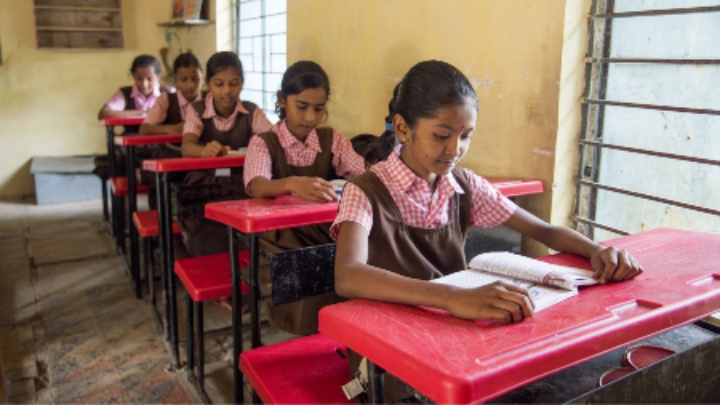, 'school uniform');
93,84,173,180
330,146,517,402
108,84,173,133
177,94,272,257
244,120,365,335
140,91,204,207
